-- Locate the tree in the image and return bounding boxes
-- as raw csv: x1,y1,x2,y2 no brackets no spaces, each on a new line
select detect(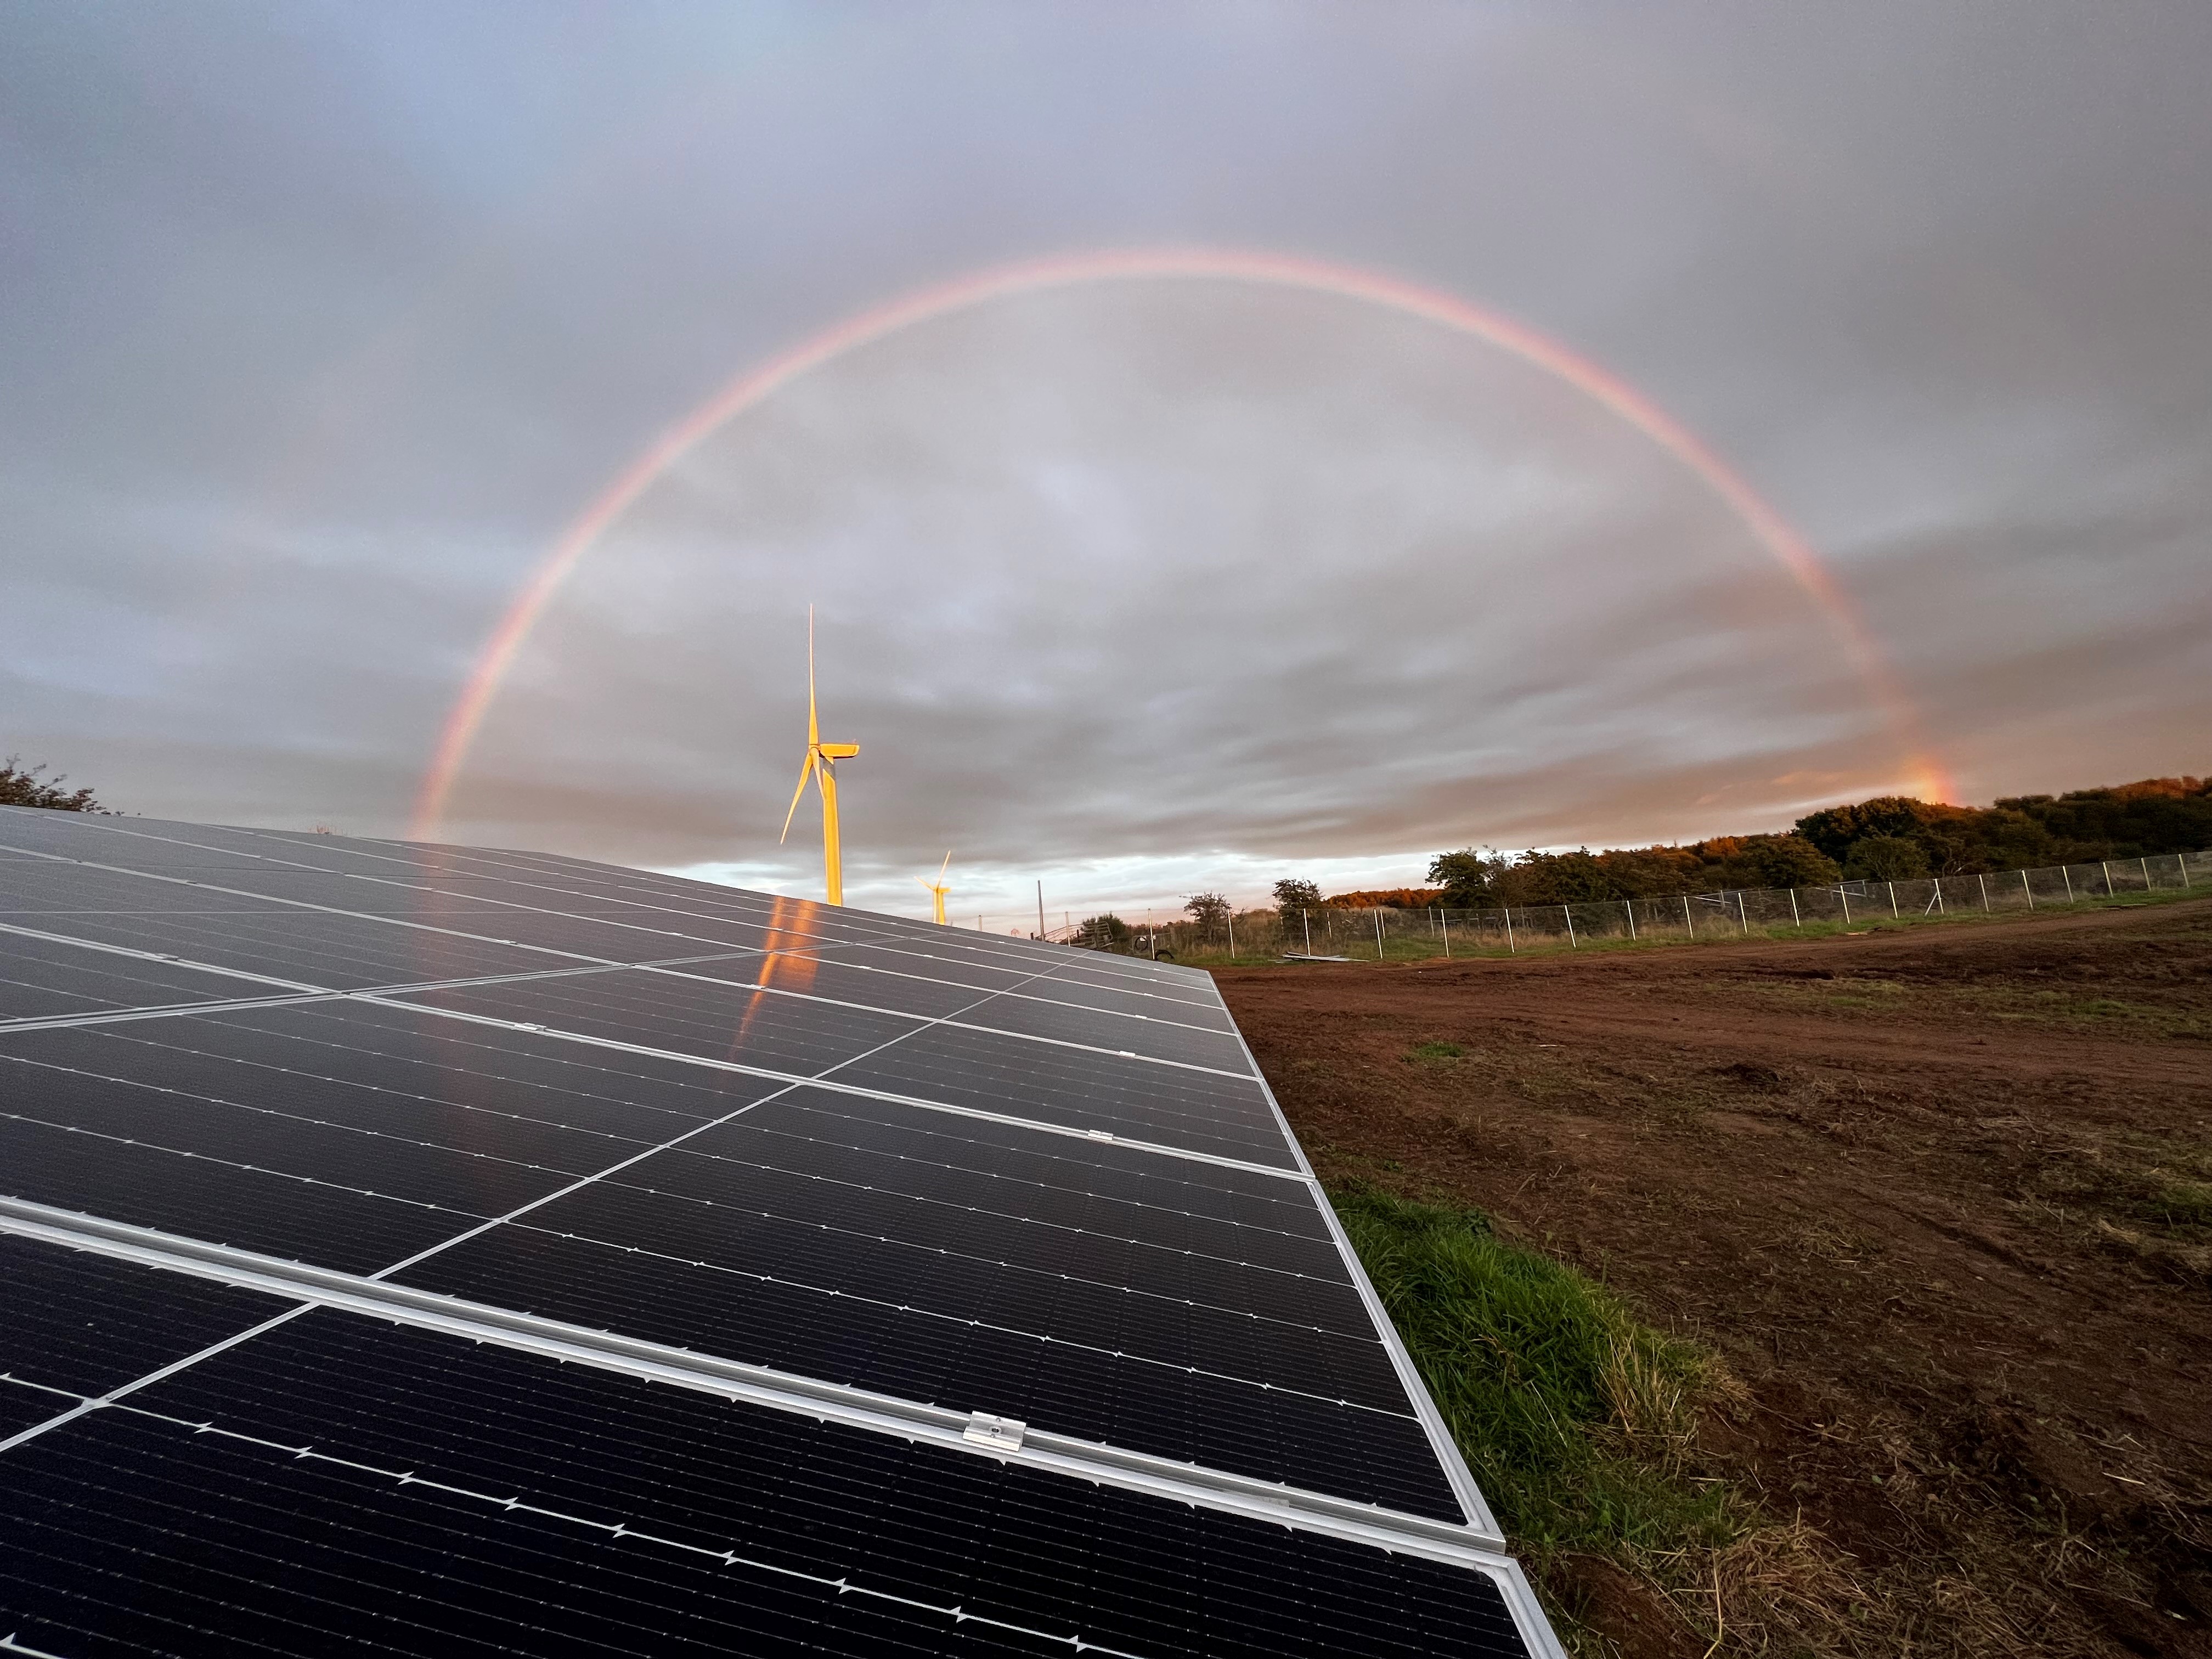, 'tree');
0,758,103,812
1843,834,1930,881
1183,893,1231,932
1427,848,1510,907
1718,834,1841,890
1794,796,1943,861
1271,878,1321,917
1507,849,1623,904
